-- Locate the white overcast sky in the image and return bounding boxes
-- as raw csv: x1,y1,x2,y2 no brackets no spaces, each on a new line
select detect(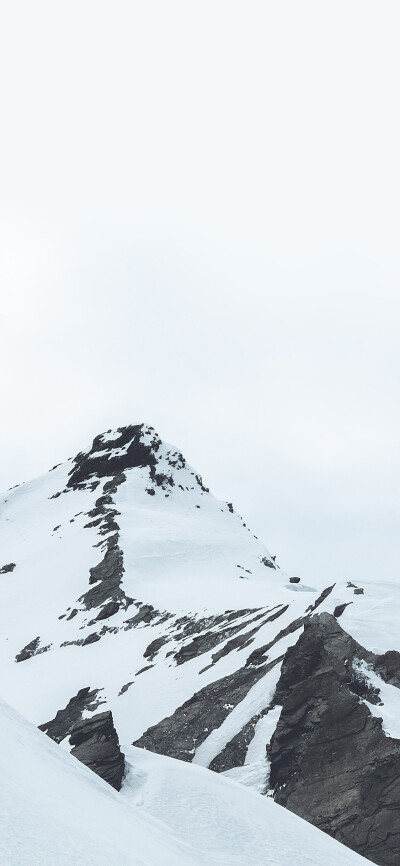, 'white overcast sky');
1,1,399,584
